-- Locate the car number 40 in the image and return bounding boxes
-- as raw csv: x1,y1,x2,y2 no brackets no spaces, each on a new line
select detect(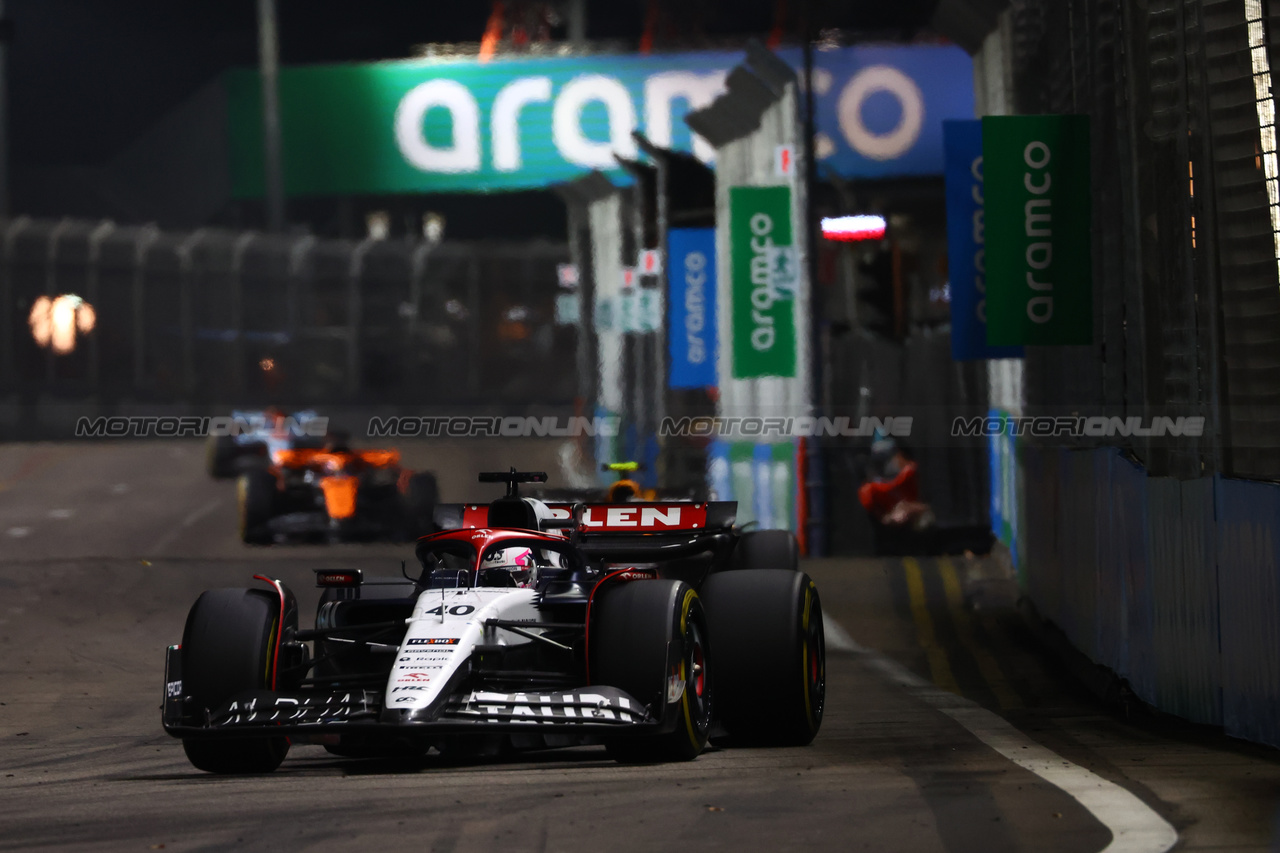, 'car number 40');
425,604,476,616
